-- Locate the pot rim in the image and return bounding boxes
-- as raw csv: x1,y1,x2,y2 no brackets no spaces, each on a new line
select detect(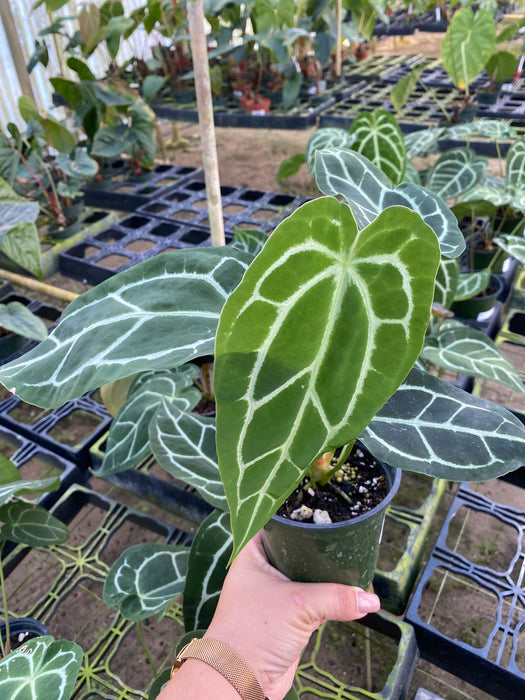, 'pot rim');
269,460,401,532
